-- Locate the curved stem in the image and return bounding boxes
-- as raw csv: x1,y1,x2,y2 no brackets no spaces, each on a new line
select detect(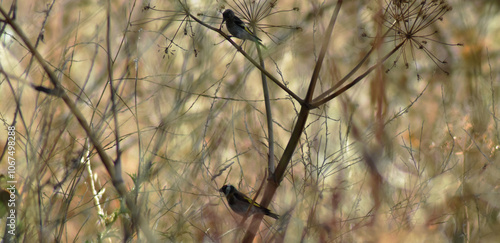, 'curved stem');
252,25,276,175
